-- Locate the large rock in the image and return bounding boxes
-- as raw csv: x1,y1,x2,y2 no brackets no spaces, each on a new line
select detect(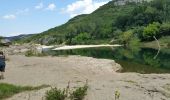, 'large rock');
0,39,11,46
